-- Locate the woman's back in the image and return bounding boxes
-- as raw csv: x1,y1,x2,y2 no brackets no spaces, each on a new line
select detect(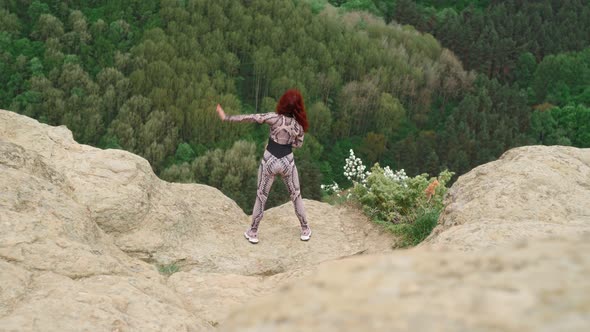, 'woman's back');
225,113,304,147
267,114,304,146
